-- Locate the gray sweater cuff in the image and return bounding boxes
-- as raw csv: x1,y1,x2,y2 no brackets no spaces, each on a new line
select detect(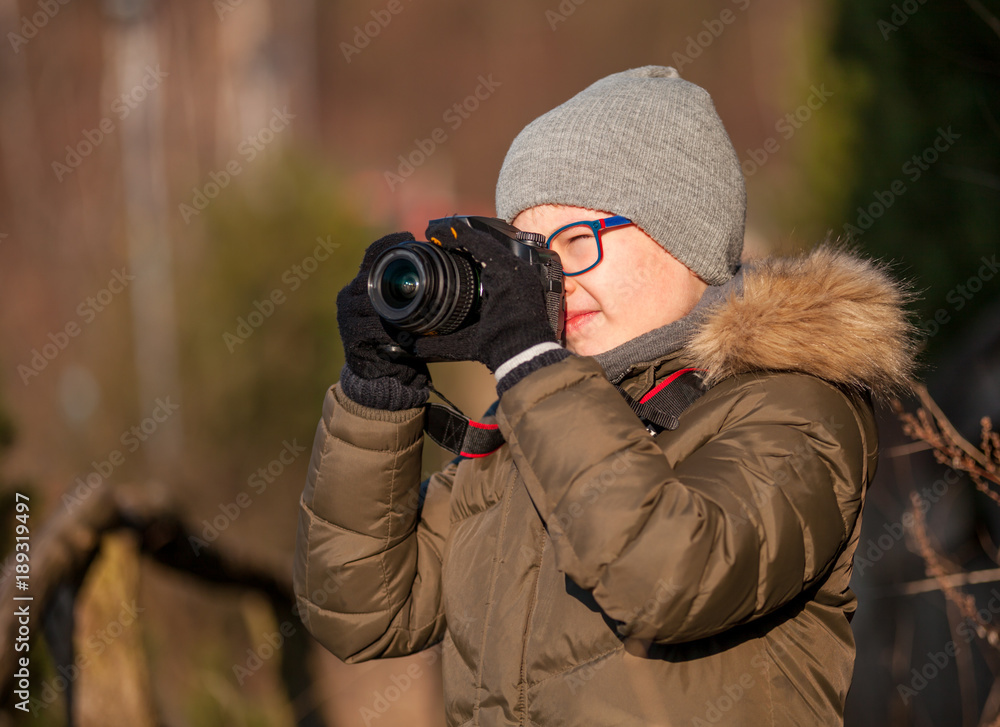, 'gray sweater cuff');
338,364,430,411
